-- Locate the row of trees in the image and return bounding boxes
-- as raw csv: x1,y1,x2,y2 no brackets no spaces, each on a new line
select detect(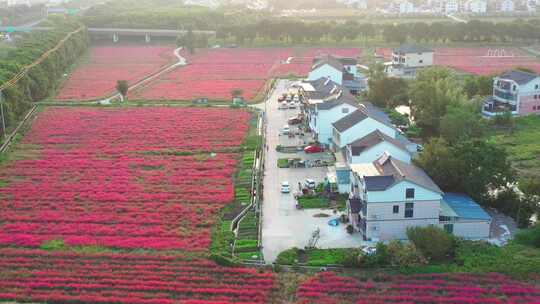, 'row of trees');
0,16,88,140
